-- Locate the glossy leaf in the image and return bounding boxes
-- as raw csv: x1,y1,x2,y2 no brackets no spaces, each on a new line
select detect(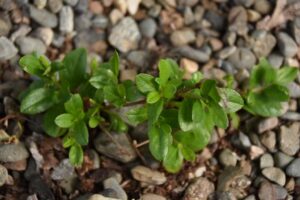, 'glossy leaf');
147,91,161,104
19,54,44,76
71,120,89,145
218,88,244,113
69,144,83,166
178,98,194,131
276,67,298,85
55,113,75,128
43,104,66,137
163,145,183,173
136,73,156,93
148,99,164,125
65,94,84,116
127,106,147,126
